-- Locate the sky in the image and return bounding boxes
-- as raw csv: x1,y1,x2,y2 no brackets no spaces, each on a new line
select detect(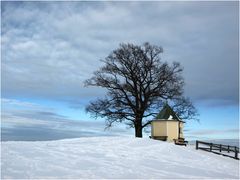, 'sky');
1,1,239,141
